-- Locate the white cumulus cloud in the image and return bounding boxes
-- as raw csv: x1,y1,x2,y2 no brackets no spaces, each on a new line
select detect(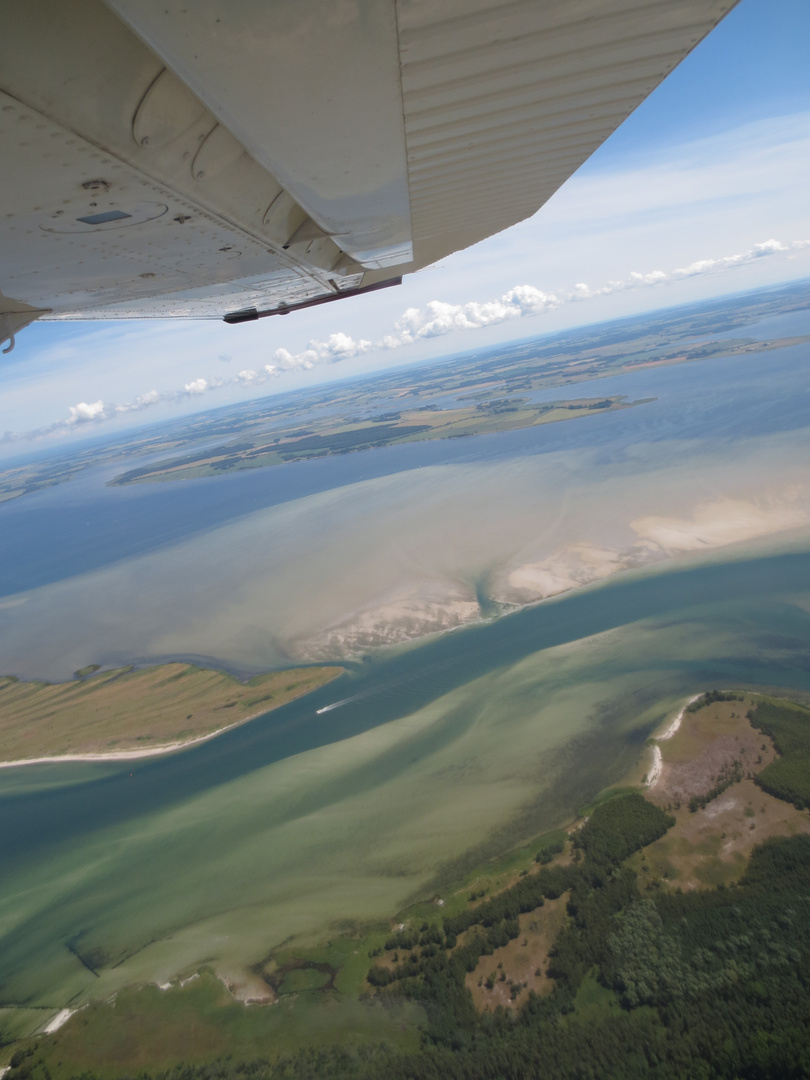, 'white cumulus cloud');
271,331,372,372
184,378,209,395
569,238,806,299
66,400,105,424
672,239,788,280
115,389,161,414
387,286,561,345
4,235,808,448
